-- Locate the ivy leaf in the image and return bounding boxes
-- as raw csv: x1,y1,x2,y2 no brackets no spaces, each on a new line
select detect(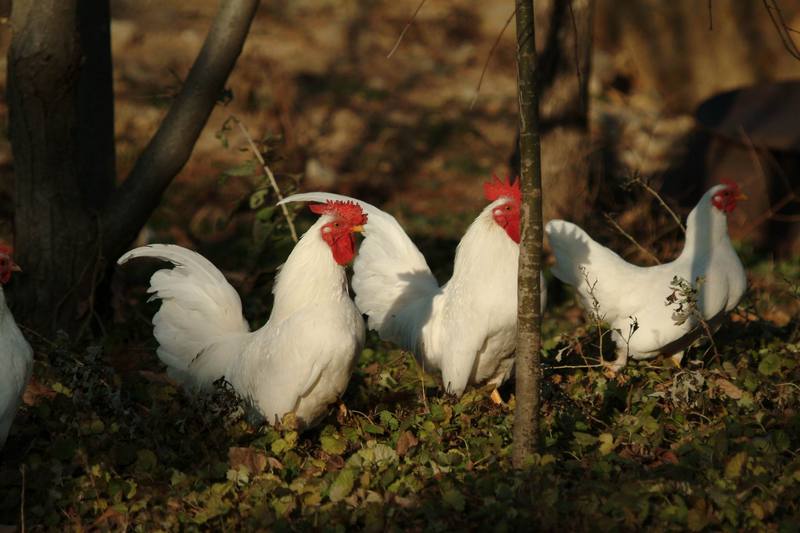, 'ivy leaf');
758,353,781,376
573,432,598,447
598,433,615,455
724,451,747,479
321,435,347,456
442,488,465,512
329,468,356,502
396,430,419,457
